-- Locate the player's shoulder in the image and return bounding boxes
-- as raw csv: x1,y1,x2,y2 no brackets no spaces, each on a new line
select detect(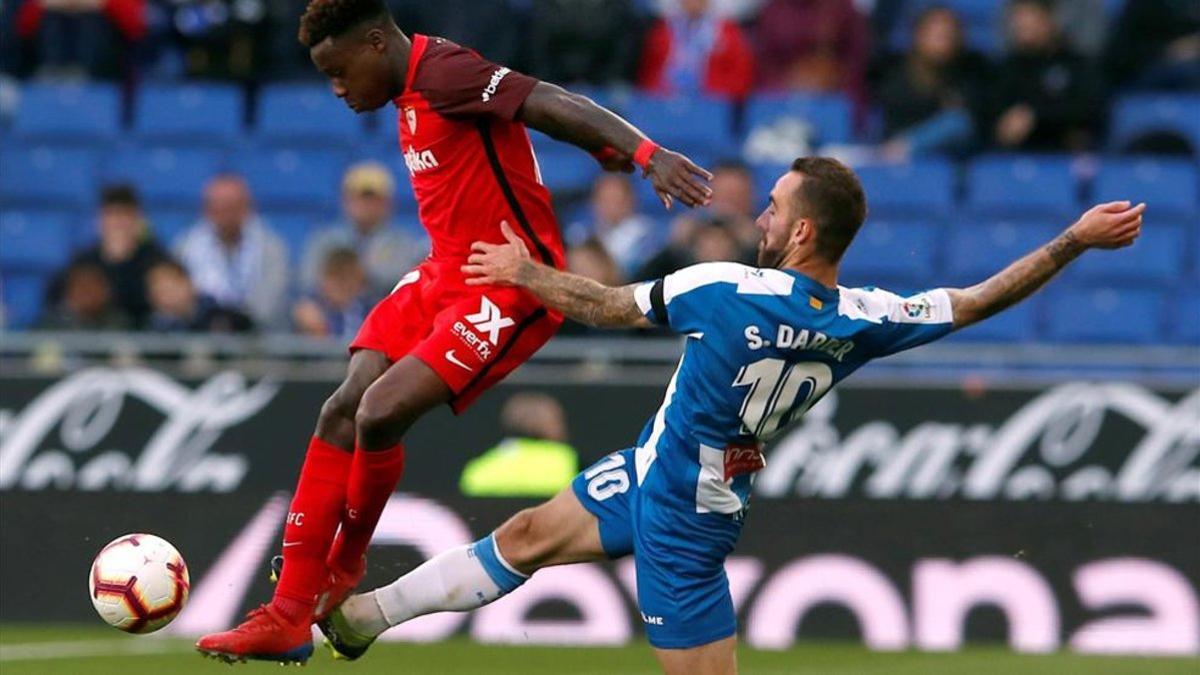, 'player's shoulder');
664,262,796,300
836,285,952,326
411,35,477,84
